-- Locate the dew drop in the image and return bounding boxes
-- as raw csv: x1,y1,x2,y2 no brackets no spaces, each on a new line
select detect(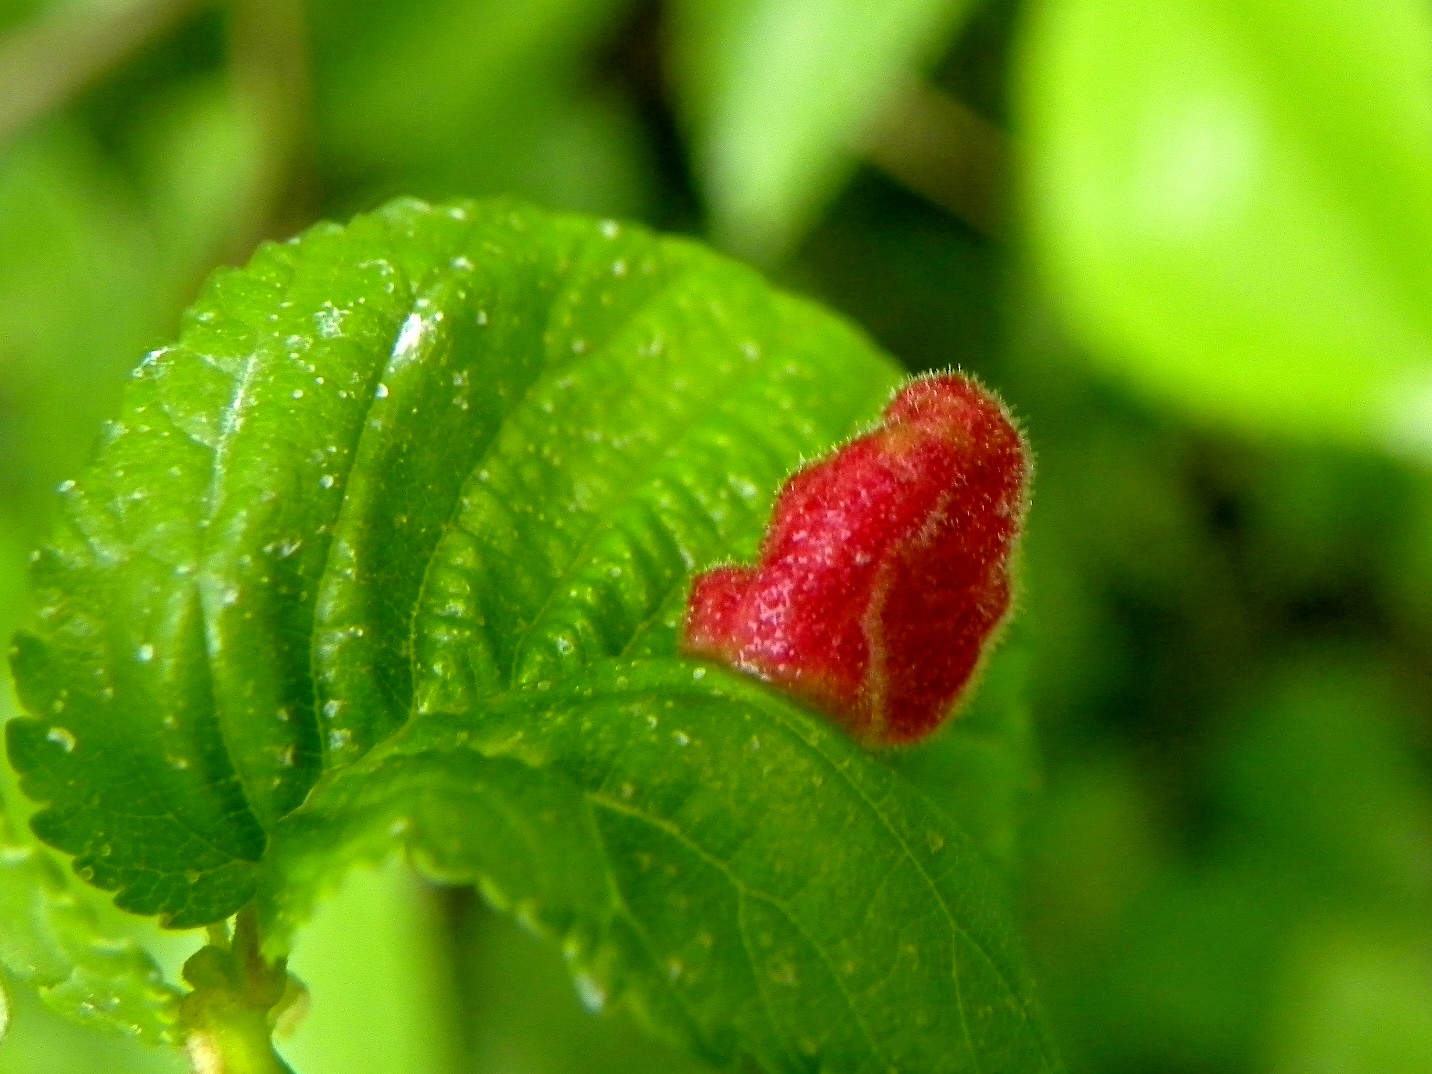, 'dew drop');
673,731,691,747
375,382,390,399
394,312,425,358
328,729,352,751
136,644,155,663
46,727,76,752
